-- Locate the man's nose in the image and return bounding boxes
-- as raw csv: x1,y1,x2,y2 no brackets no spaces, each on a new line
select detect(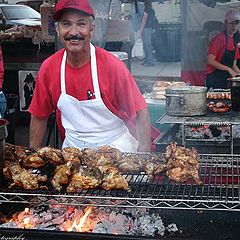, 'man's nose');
69,24,79,34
